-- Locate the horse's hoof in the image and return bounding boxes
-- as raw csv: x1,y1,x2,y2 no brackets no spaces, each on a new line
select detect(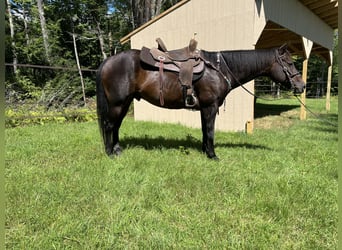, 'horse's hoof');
113,145,122,156
212,156,220,161
207,154,219,161
105,149,114,157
